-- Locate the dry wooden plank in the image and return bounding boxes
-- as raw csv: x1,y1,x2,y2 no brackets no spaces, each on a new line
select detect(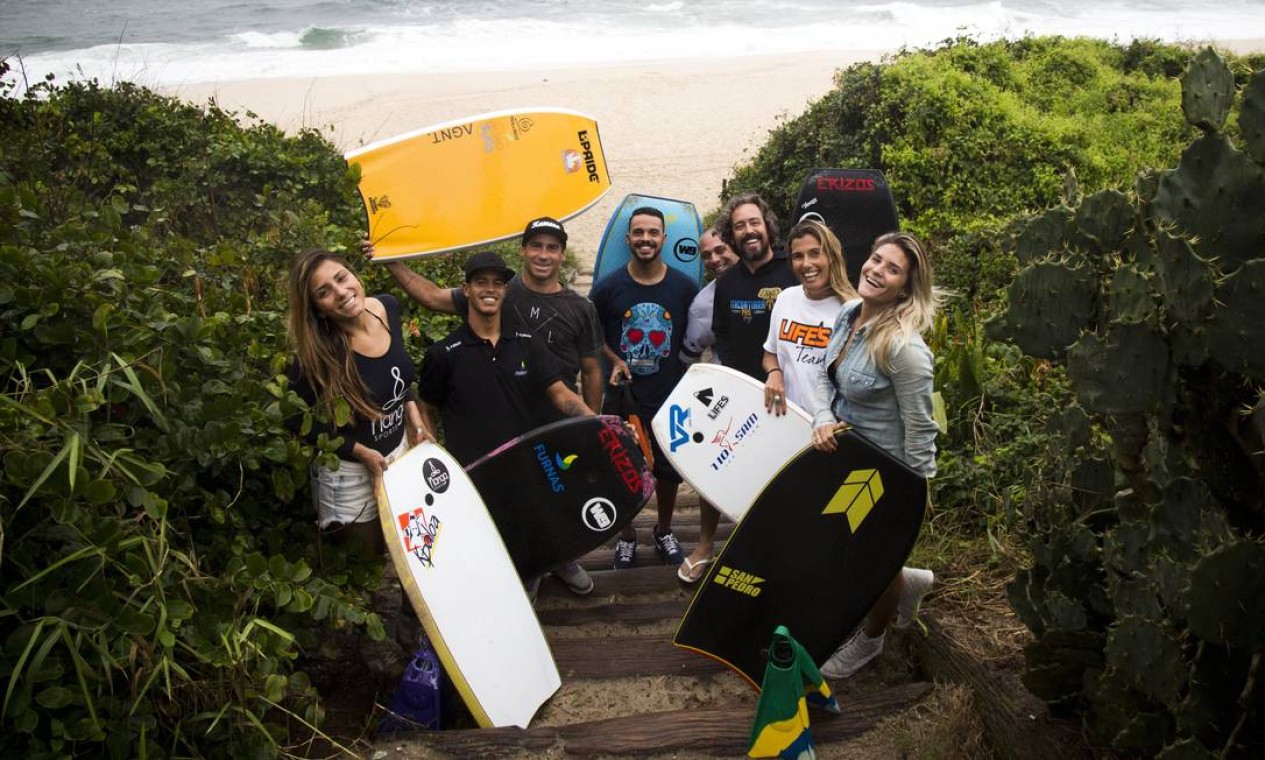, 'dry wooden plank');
387,724,560,757
387,682,932,757
563,681,932,755
537,565,683,598
550,634,723,679
536,599,687,627
915,614,1082,760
